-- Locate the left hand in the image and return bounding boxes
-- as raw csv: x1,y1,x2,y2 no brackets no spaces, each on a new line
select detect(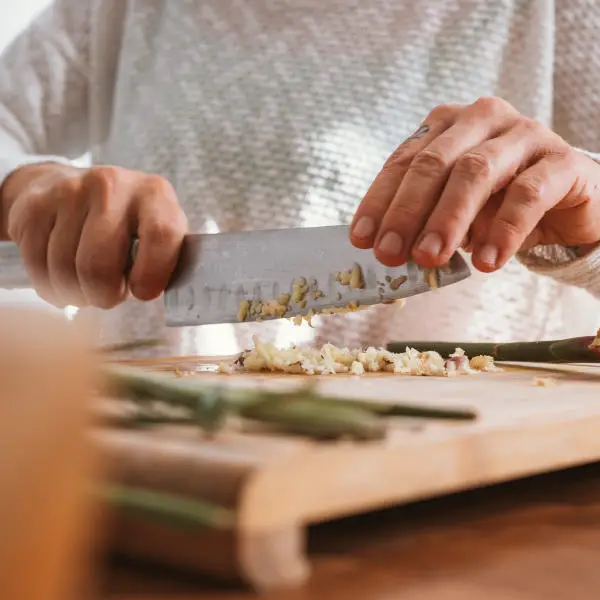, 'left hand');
349,97,600,272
